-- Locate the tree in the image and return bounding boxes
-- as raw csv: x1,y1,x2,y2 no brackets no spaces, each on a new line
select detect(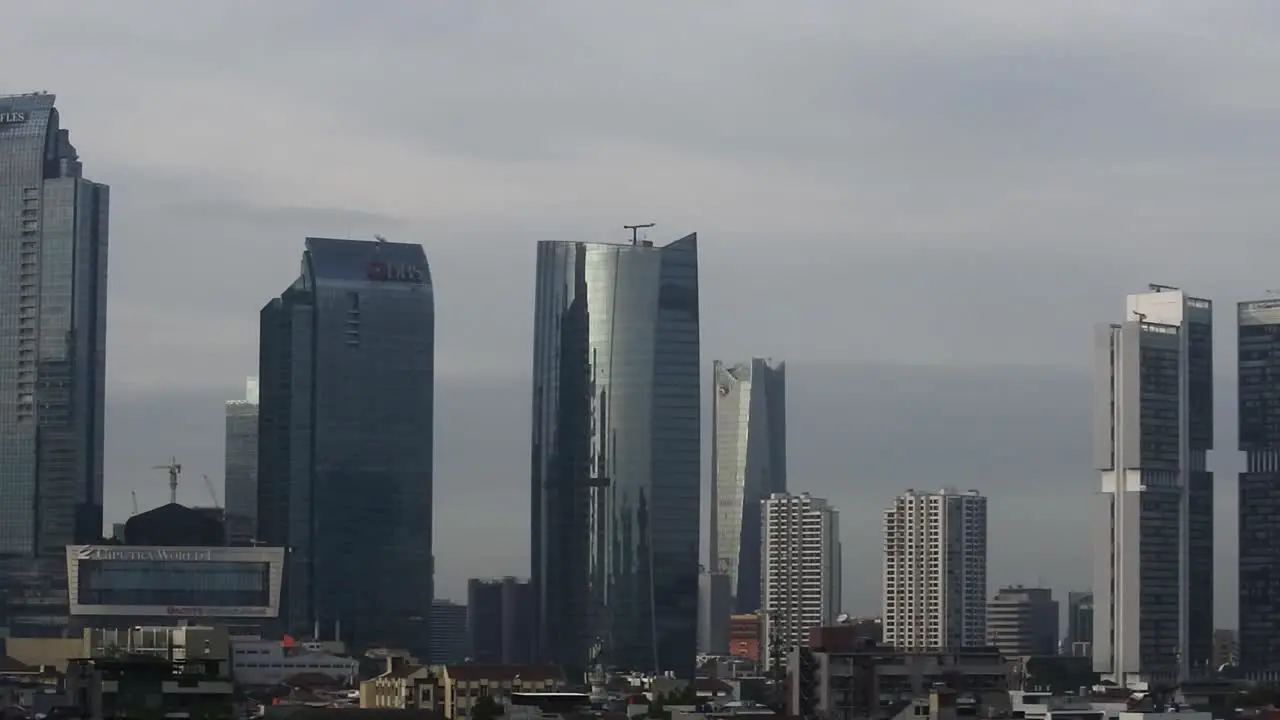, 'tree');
471,694,504,720
648,691,670,720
